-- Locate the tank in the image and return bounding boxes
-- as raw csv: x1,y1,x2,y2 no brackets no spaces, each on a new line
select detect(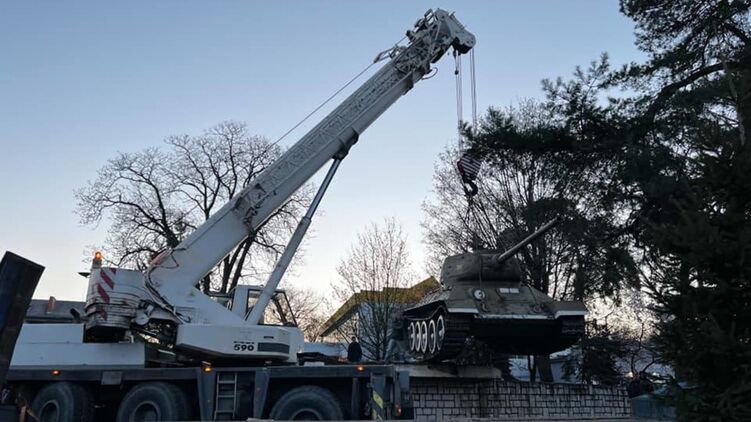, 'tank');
401,219,587,362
